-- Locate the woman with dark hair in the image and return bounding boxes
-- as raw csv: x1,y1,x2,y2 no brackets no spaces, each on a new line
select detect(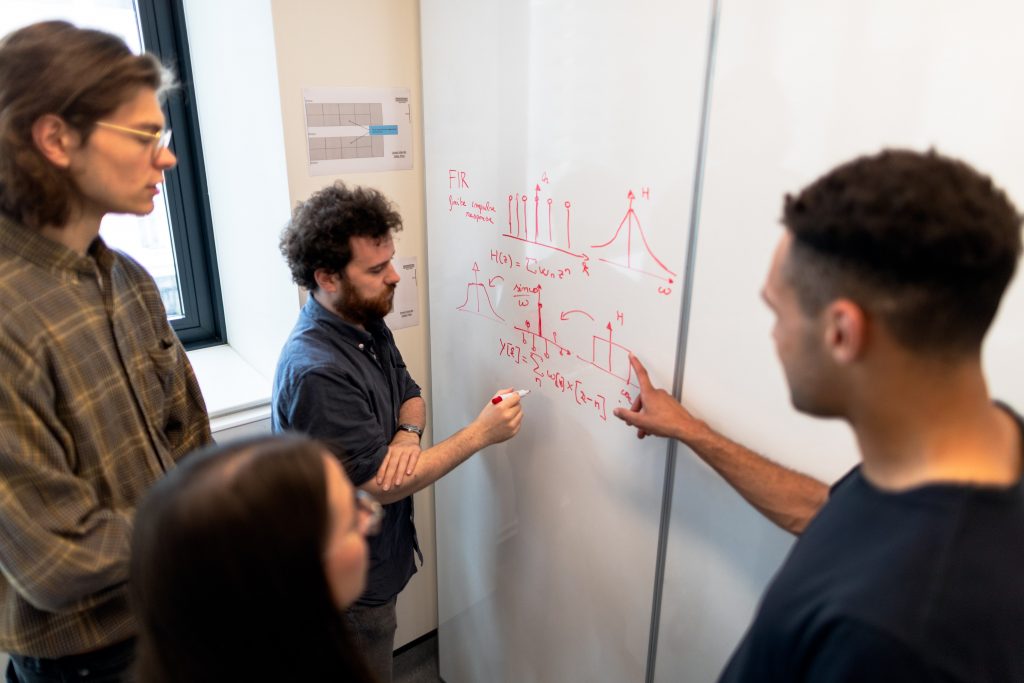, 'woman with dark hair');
130,435,381,683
